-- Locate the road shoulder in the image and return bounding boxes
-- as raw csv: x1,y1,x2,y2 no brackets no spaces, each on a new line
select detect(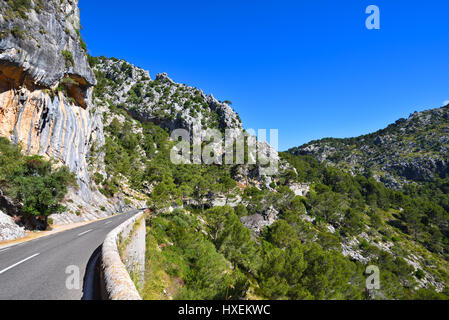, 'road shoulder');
0,214,120,249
